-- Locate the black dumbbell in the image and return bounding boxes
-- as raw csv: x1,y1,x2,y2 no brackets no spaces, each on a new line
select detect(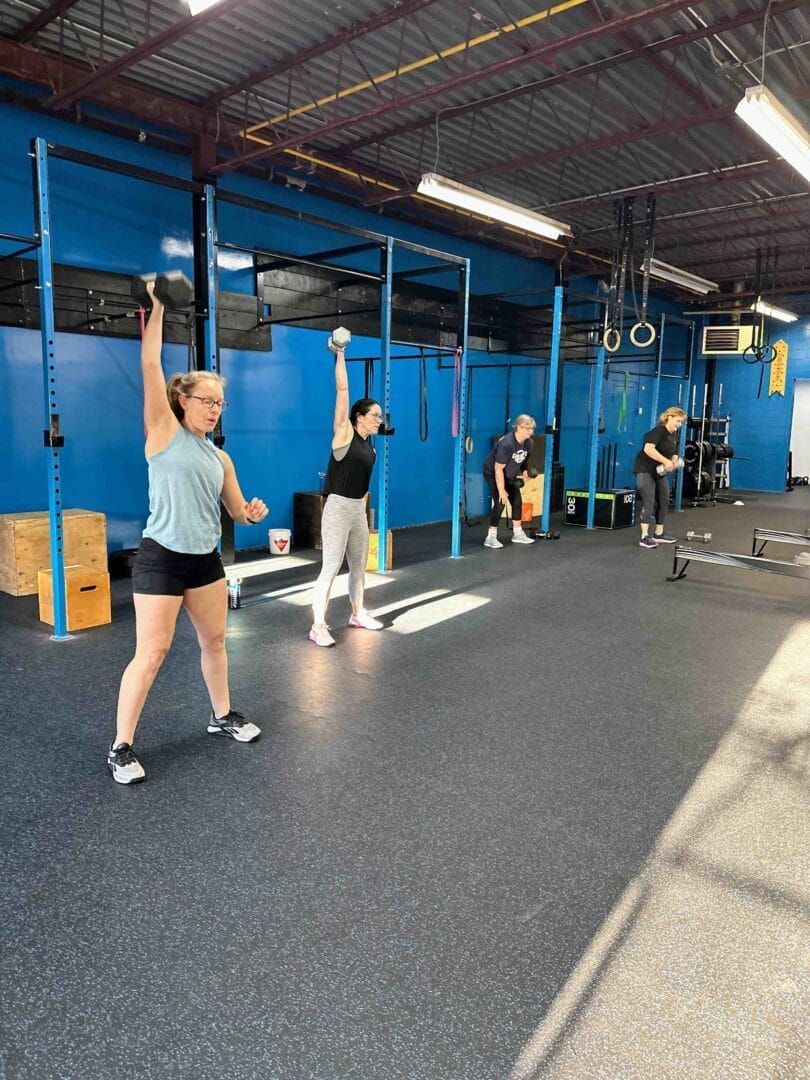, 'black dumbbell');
514,467,539,489
131,270,194,310
686,530,712,543
526,528,560,541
